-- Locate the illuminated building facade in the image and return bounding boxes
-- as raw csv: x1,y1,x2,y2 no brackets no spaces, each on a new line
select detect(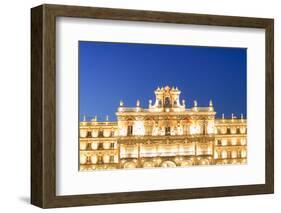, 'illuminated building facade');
79,86,247,171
